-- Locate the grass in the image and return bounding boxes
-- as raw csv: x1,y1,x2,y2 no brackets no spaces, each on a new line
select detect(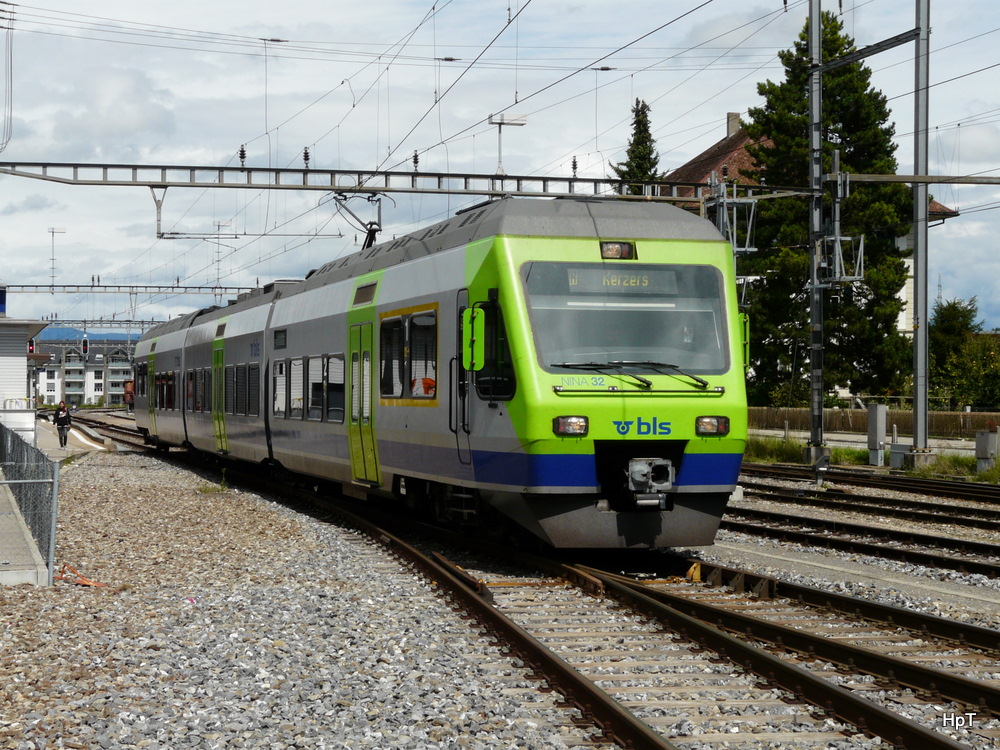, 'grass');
912,453,1000,484
829,446,868,466
744,435,804,464
197,468,229,494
